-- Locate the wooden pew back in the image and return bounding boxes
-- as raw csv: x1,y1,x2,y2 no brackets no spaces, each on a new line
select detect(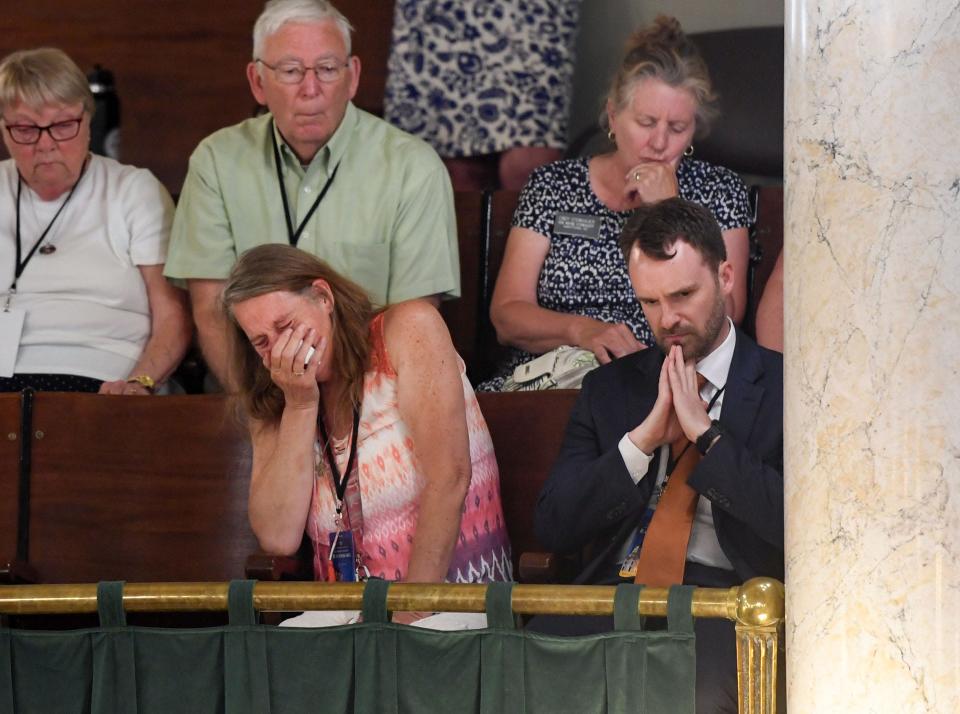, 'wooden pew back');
26,394,257,583
441,191,488,382
474,189,521,380
476,390,577,577
485,190,520,293
6,389,577,586
0,393,21,573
